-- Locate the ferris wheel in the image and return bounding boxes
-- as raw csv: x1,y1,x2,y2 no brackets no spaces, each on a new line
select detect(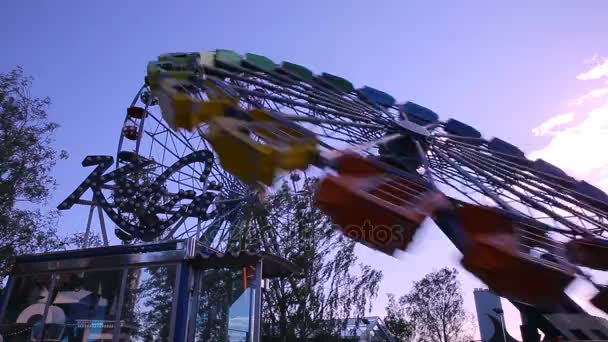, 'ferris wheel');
113,84,254,249
60,49,608,333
